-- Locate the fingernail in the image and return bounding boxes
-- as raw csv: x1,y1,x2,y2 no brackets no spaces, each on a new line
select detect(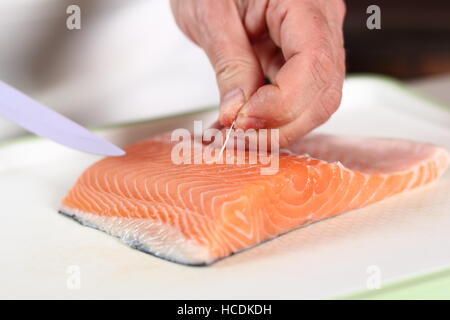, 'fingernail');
235,116,266,130
220,89,245,124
